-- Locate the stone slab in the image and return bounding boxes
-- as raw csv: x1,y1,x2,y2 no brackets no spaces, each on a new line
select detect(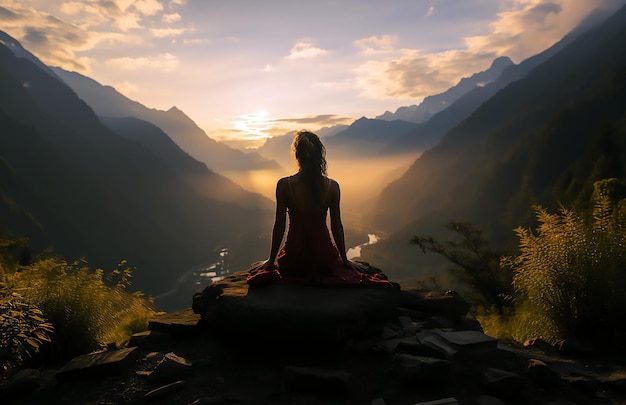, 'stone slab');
56,347,139,381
